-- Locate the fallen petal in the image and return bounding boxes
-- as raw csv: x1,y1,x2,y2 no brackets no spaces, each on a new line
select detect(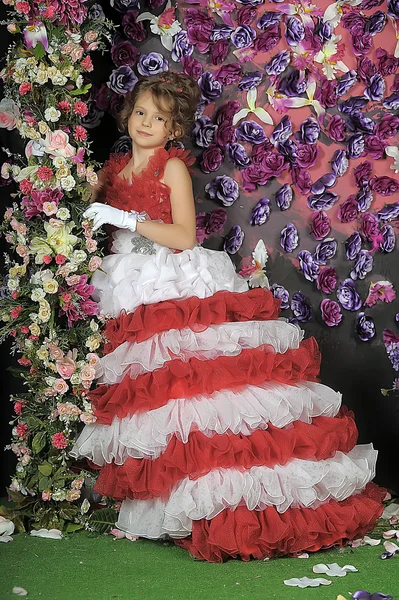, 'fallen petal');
126,534,139,541
382,503,399,520
383,530,399,539
296,553,309,558
384,540,399,553
30,528,63,539
363,536,381,546
12,588,28,596
109,528,126,539
0,517,15,536
0,535,13,543
284,577,332,588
